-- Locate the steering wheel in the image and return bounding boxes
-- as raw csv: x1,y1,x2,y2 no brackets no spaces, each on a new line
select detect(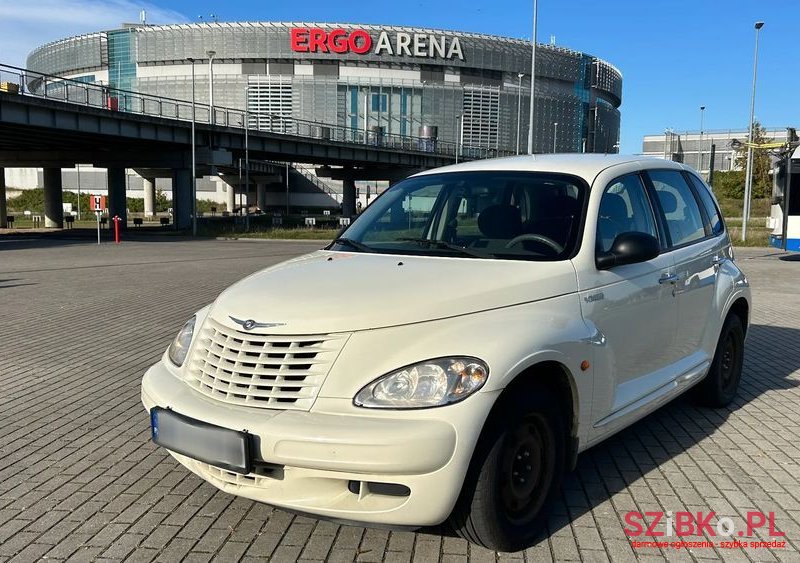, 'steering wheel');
505,234,564,254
